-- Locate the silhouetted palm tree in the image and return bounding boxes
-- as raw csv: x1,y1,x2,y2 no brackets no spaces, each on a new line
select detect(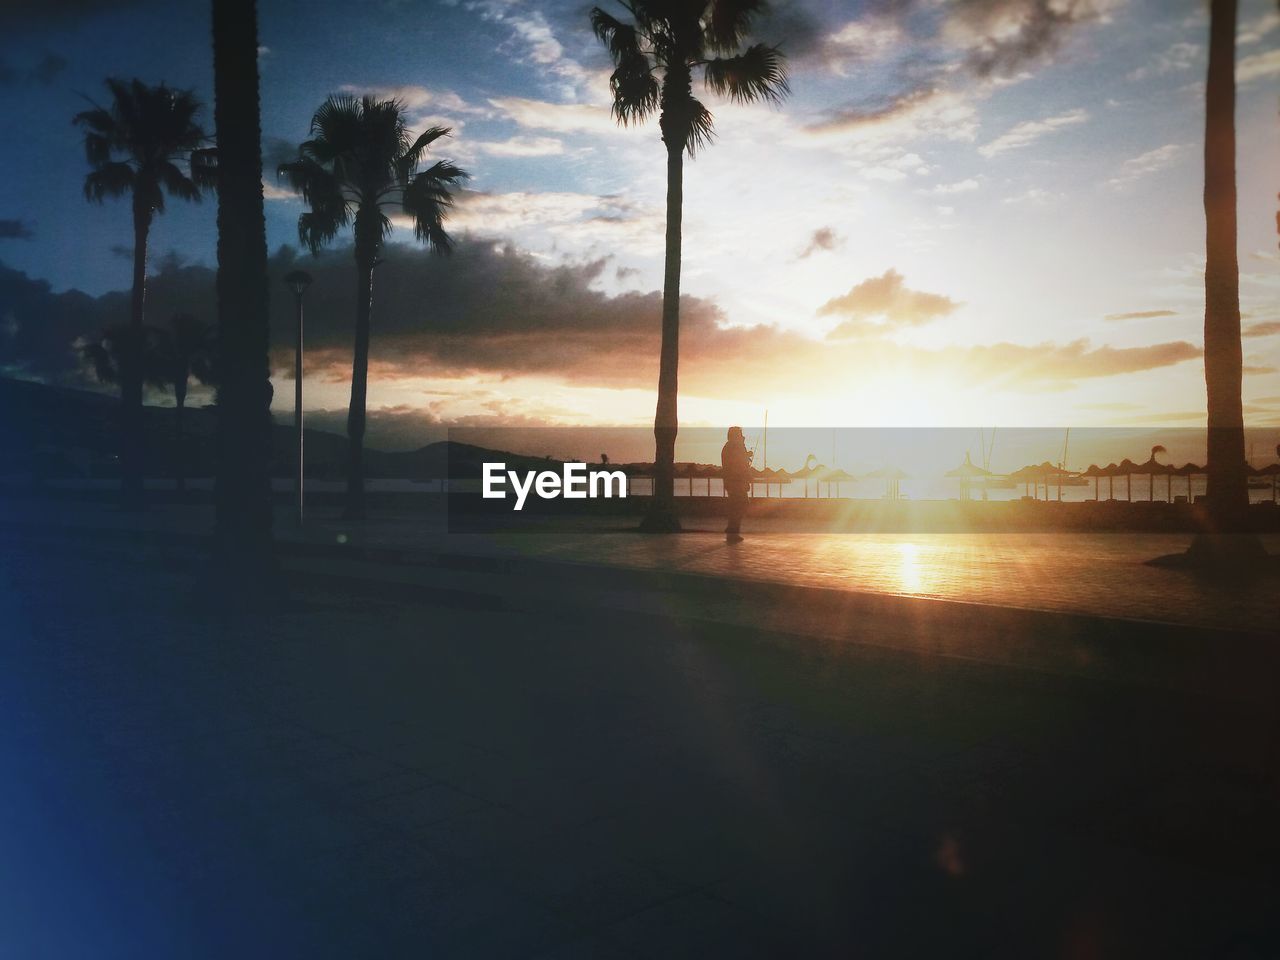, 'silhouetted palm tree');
83,324,169,392
74,79,214,508
1202,0,1247,526
279,96,470,519
156,313,216,492
591,0,789,531
212,0,276,581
